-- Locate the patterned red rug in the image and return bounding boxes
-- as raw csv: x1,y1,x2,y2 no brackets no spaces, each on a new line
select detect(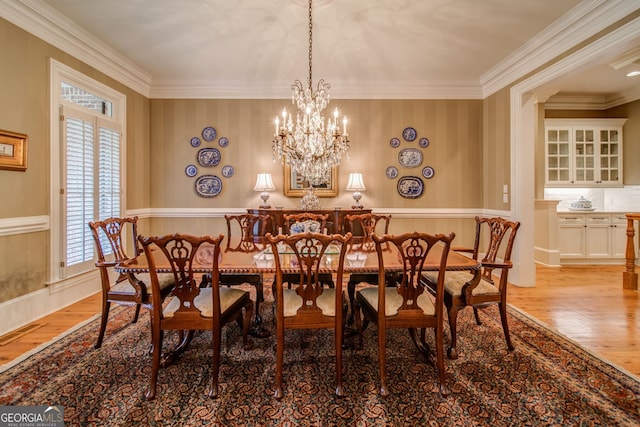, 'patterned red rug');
1,296,638,426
